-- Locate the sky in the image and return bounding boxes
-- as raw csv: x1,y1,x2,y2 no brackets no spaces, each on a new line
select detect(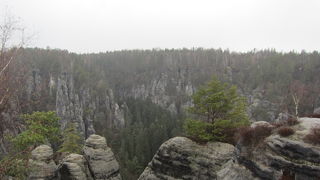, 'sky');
1,0,320,53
